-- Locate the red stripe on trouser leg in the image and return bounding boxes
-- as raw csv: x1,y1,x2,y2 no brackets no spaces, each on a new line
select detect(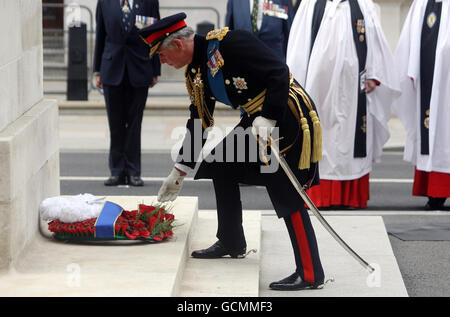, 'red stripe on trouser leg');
290,211,315,283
